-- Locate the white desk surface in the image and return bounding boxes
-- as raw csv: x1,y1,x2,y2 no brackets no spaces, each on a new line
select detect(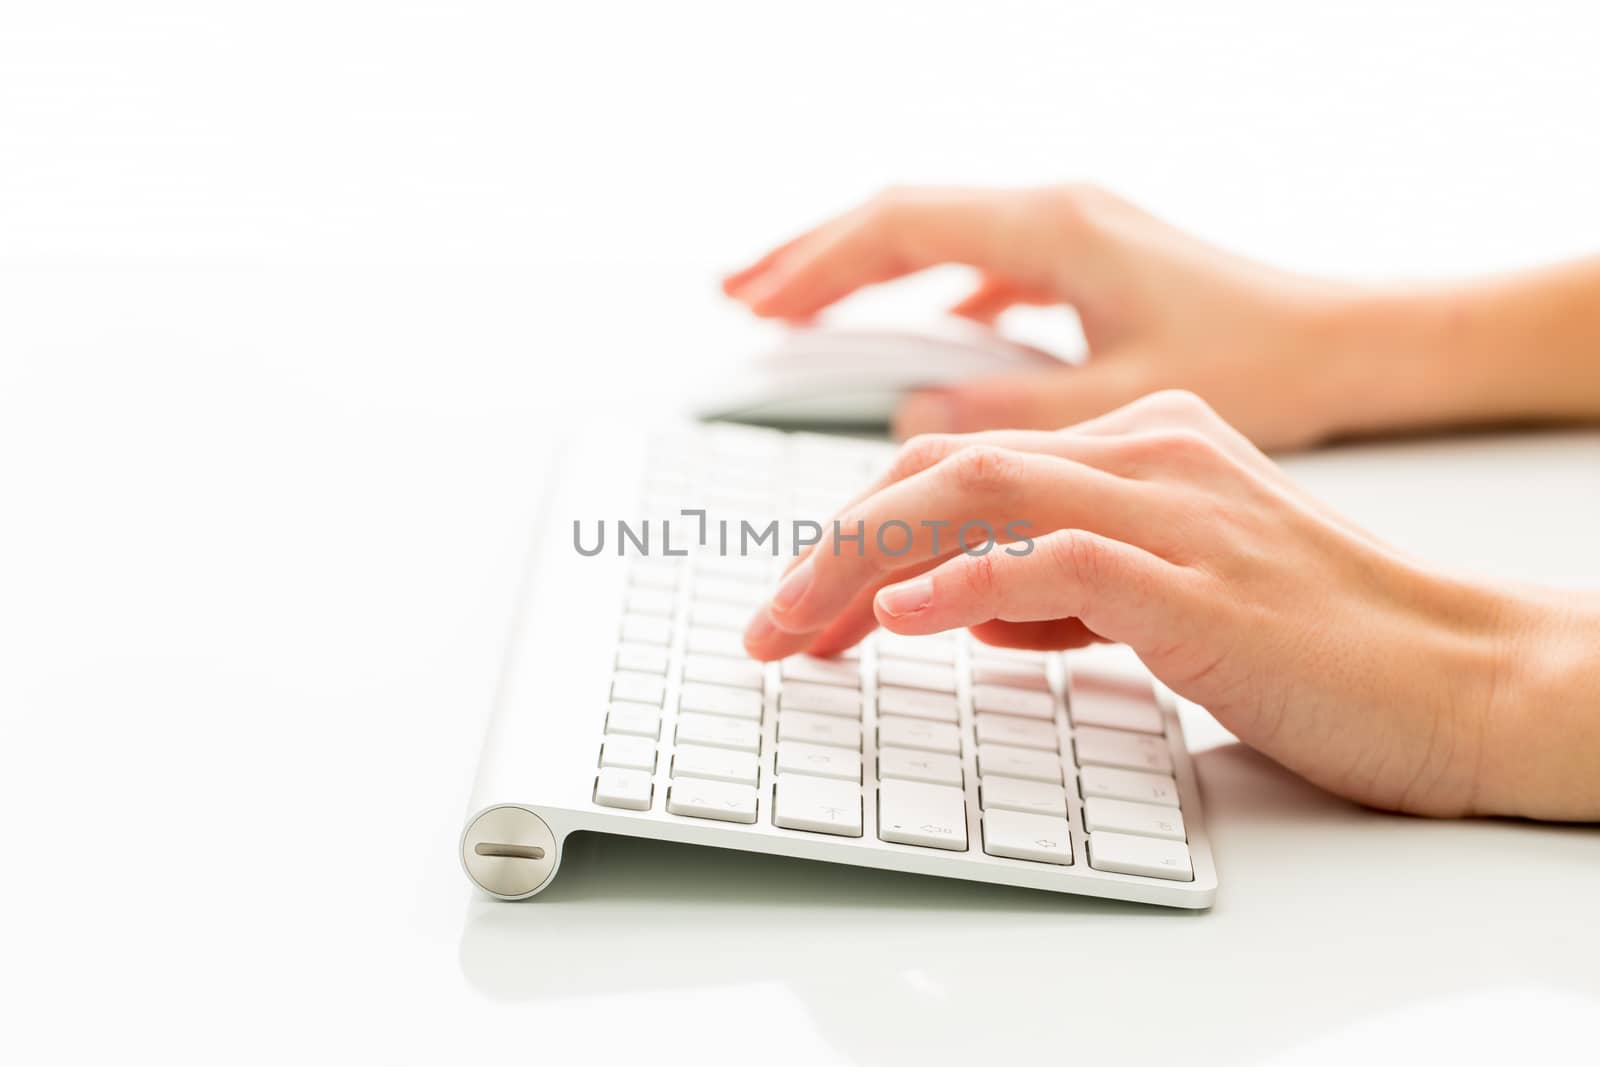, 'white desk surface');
5,261,1597,1066
6,5,1600,1063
